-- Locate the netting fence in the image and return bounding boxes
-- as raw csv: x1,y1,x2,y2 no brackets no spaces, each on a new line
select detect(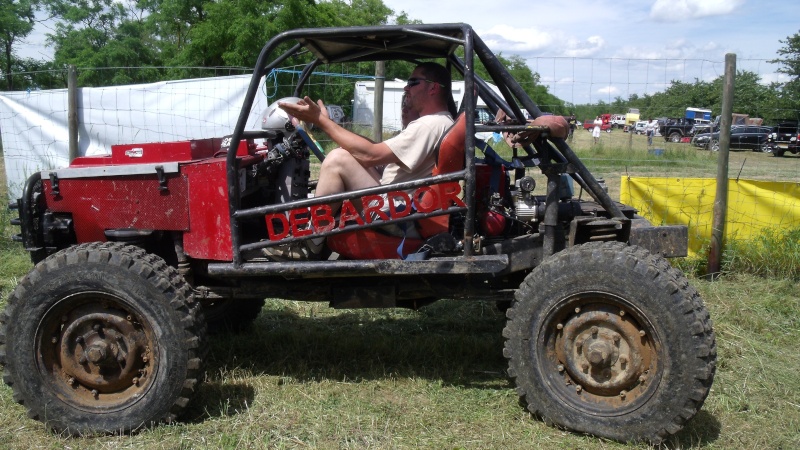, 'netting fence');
1,58,798,249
